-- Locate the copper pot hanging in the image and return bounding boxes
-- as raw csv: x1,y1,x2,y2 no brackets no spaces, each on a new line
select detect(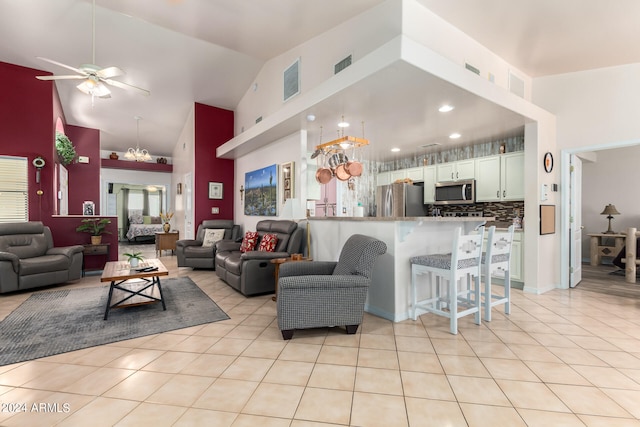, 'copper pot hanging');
315,151,333,184
345,145,363,176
